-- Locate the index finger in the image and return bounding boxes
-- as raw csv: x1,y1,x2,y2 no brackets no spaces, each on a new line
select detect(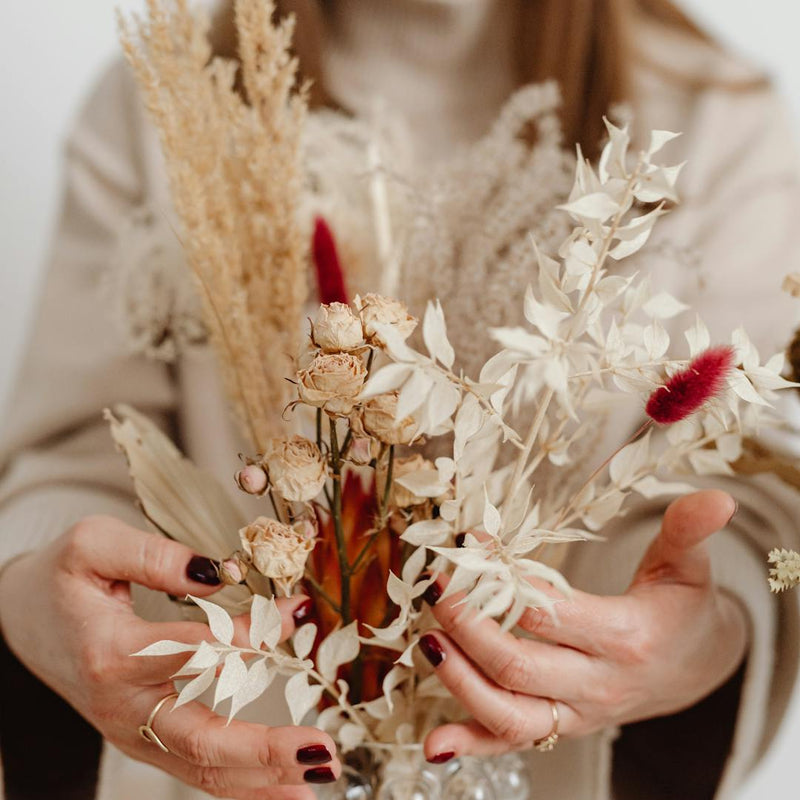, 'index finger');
149,693,341,779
